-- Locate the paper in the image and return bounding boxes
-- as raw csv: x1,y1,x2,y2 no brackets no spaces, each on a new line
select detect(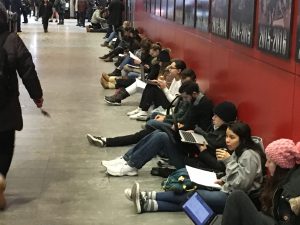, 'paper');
112,38,117,41
186,166,221,189
129,51,141,61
